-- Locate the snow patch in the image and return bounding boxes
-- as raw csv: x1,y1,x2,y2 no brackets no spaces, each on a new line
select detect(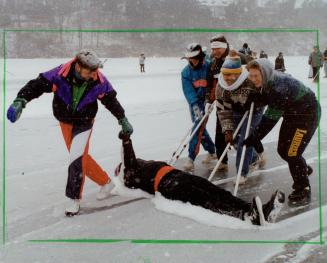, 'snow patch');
152,192,257,230
111,176,152,199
